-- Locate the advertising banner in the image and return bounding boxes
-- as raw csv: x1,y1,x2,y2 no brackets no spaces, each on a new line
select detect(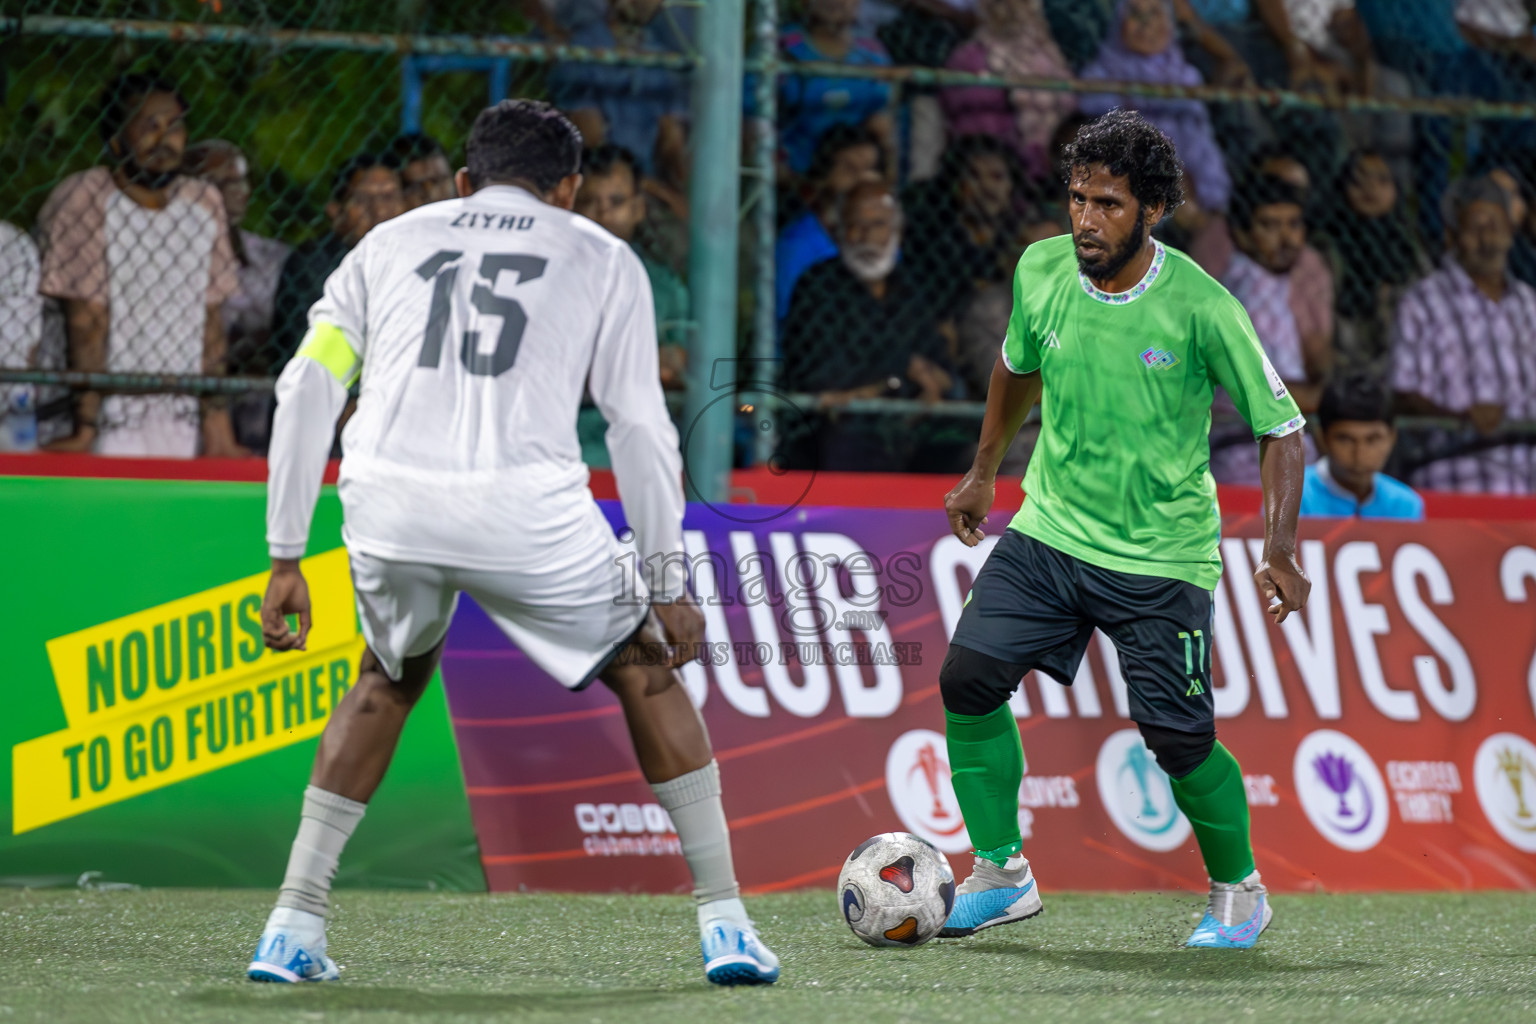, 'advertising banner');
7,472,1535,895
0,477,484,891
449,502,1536,894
